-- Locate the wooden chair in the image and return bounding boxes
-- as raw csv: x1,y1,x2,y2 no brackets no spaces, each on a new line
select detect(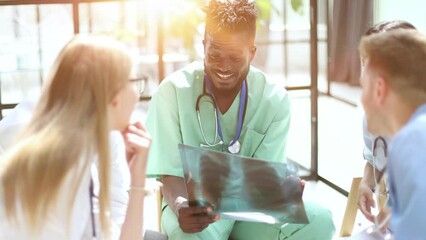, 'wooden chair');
339,177,362,237
339,177,388,237
143,183,168,240
157,189,163,231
